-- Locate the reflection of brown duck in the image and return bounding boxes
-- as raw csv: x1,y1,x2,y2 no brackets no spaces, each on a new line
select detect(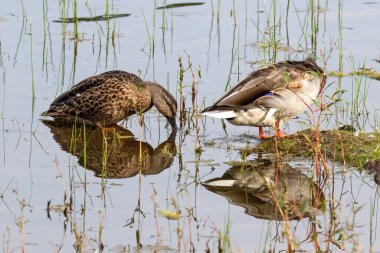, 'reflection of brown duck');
203,159,324,220
43,120,176,179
